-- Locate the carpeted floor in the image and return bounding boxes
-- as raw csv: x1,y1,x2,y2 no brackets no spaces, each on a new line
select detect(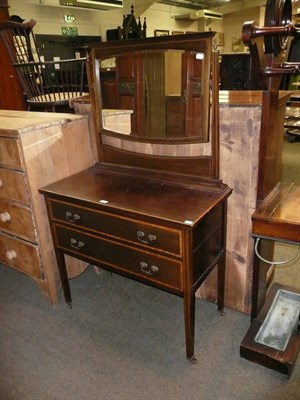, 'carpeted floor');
0,264,299,400
0,137,299,400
